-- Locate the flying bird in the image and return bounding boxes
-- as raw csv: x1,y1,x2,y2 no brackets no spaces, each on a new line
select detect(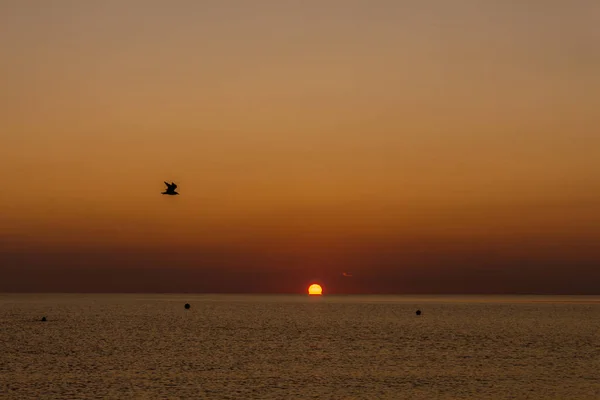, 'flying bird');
162,181,179,195
342,272,353,277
